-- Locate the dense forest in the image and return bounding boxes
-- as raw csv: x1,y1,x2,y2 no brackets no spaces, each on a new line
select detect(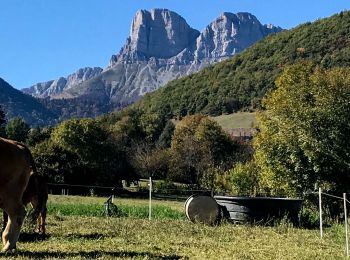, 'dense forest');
0,78,58,125
136,11,350,117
